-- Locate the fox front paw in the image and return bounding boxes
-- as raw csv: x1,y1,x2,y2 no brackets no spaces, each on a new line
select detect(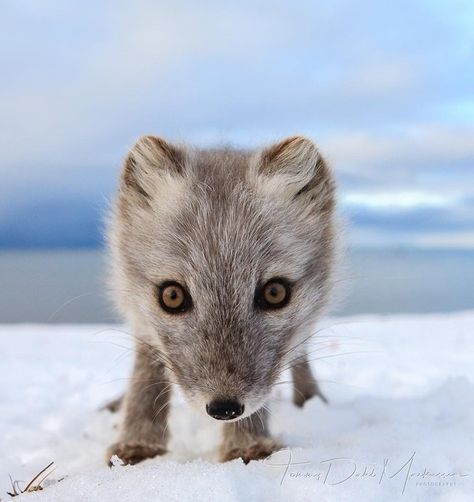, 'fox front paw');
220,438,283,464
106,441,166,466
